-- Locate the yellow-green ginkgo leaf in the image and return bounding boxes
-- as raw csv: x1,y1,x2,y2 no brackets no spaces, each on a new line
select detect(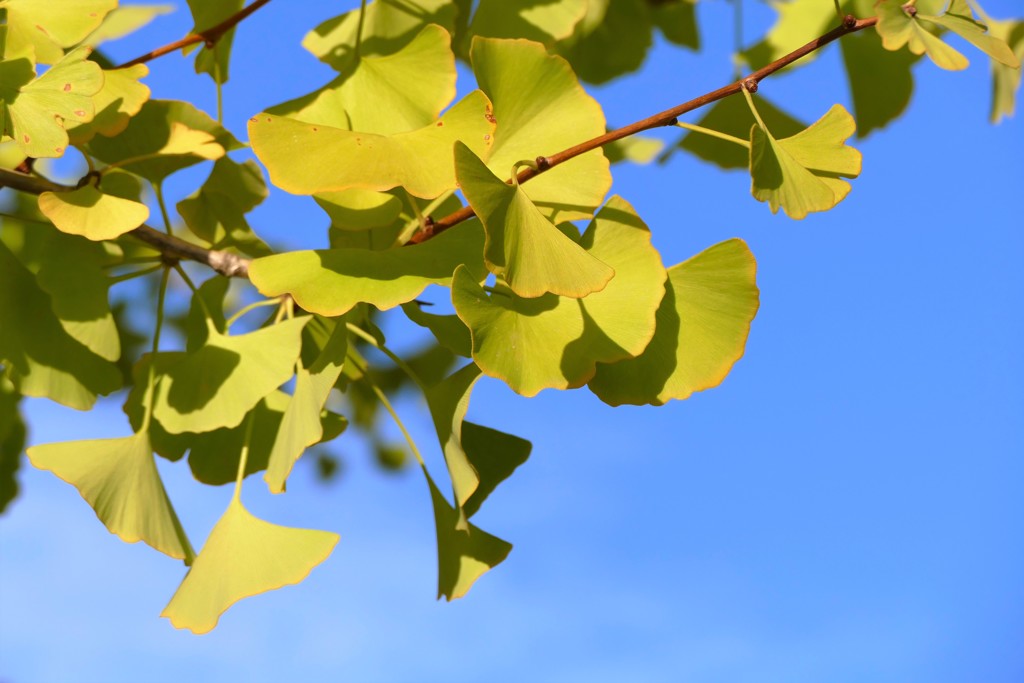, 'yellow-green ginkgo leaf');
38,172,149,241
152,317,309,435
271,25,457,133
589,238,759,406
265,323,348,493
302,0,457,67
459,422,531,519
27,431,195,563
471,37,610,222
161,496,339,634
80,3,175,47
0,240,120,409
36,232,119,362
184,0,243,84
0,46,102,158
1,0,115,63
876,0,971,70
426,468,511,601
740,0,838,69
839,28,919,139
249,220,487,316
66,64,150,144
470,0,587,46
987,16,1024,122
176,157,271,256
920,0,1020,68
88,99,241,183
451,196,666,397
402,302,473,358
425,363,483,523
315,189,404,231
749,103,862,219
250,90,495,198
455,142,613,299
